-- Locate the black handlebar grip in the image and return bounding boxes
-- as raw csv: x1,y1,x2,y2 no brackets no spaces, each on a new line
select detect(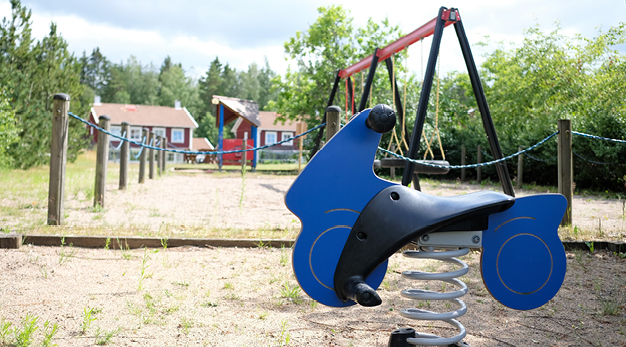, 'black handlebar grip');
366,104,396,134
